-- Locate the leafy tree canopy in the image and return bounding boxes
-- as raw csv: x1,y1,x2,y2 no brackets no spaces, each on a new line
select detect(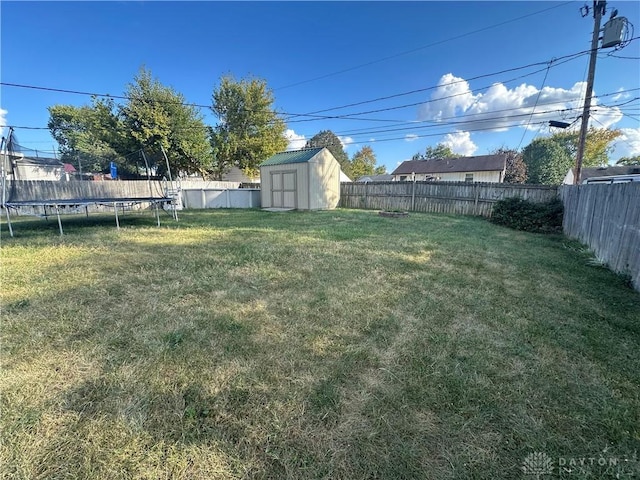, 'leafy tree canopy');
549,127,621,168
412,144,457,160
48,67,212,178
210,75,287,180
121,67,212,177
522,127,622,185
48,98,126,174
491,147,527,184
350,146,386,179
305,130,352,177
523,137,573,185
